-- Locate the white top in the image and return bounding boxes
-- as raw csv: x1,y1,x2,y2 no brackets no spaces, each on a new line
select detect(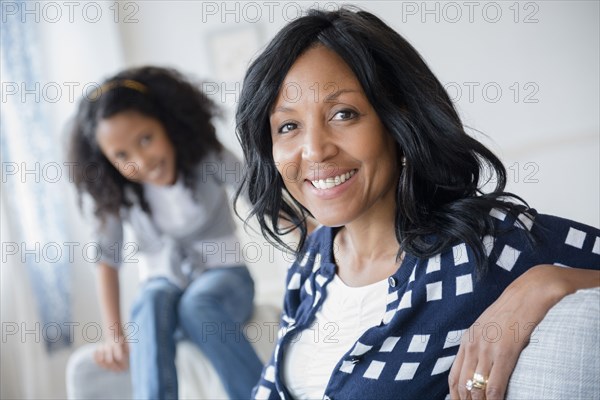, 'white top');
144,177,207,237
142,176,242,279
96,149,245,288
283,274,388,399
